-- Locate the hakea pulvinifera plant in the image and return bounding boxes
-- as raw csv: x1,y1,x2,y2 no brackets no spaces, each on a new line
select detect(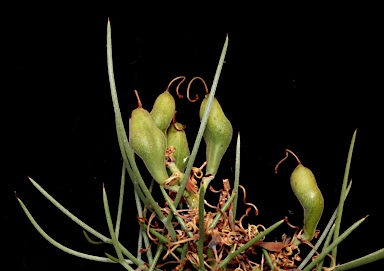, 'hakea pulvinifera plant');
17,19,383,271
